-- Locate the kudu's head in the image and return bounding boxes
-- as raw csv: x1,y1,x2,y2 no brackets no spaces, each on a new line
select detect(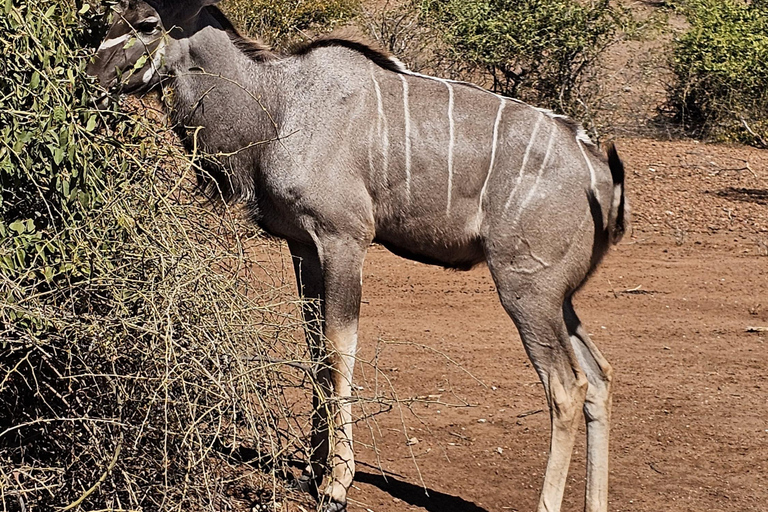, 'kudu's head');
87,0,220,97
